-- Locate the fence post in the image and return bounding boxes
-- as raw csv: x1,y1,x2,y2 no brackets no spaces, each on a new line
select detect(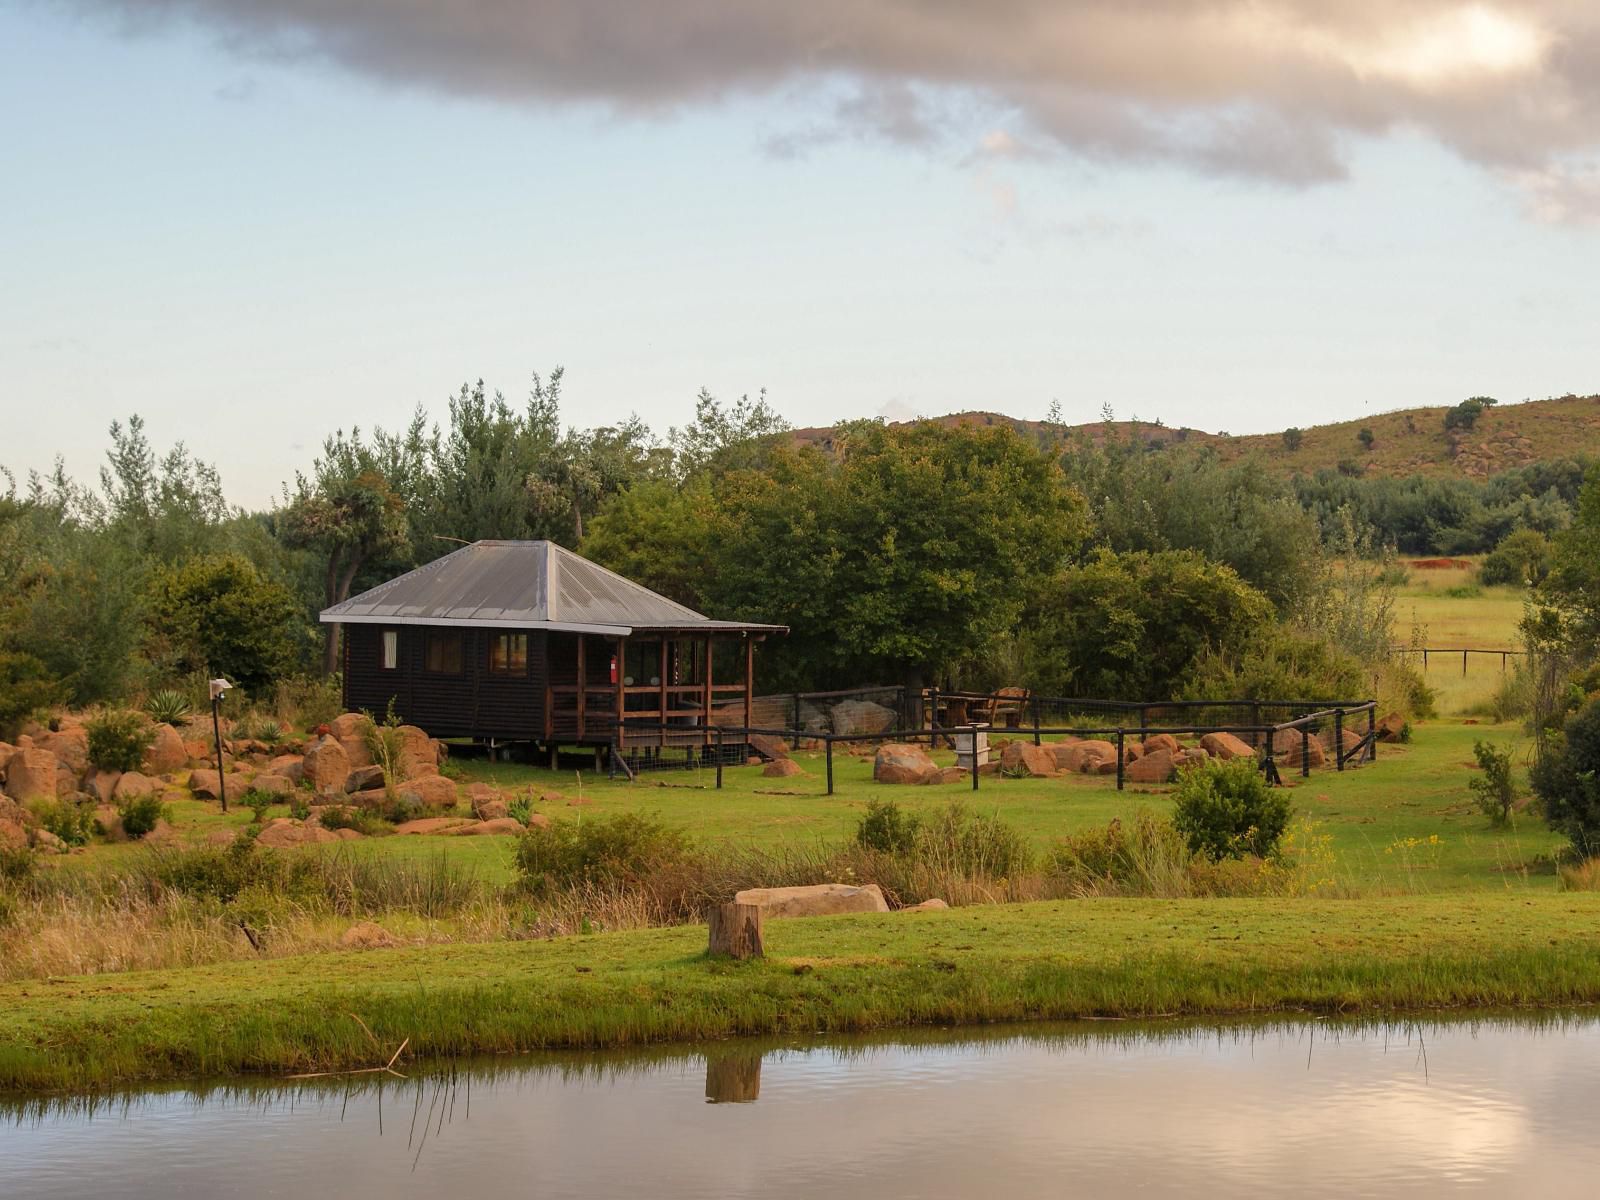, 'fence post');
715,727,724,790
1116,728,1125,791
1250,701,1261,749
792,694,801,751
1032,696,1042,746
1463,650,1469,678
971,725,979,793
825,735,834,796
1368,705,1377,762
1334,709,1344,772
1300,724,1312,779
1139,706,1148,739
